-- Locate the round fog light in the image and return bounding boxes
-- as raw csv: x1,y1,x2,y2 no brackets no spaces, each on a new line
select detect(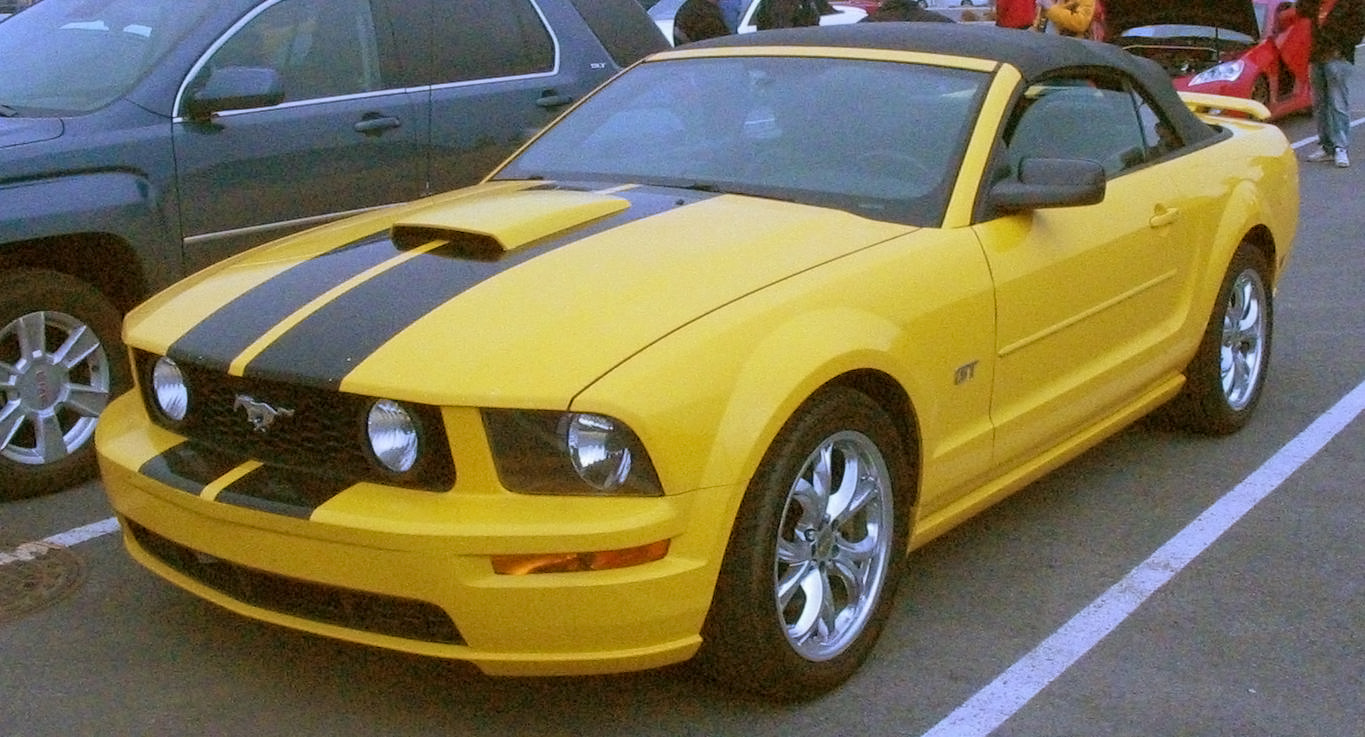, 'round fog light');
367,399,419,473
151,356,188,422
